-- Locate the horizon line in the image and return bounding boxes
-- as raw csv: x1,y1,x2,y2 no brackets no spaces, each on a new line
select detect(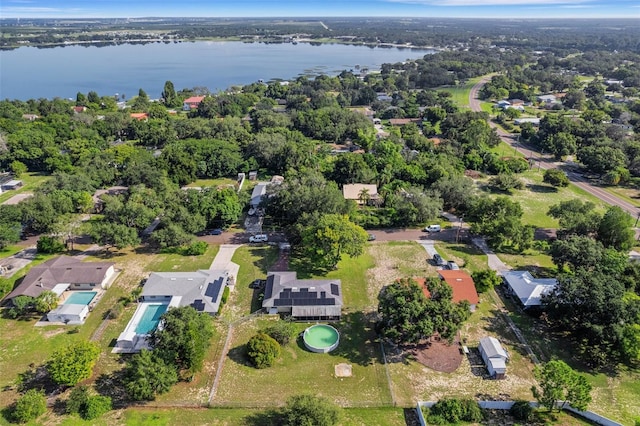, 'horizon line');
1,15,638,20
